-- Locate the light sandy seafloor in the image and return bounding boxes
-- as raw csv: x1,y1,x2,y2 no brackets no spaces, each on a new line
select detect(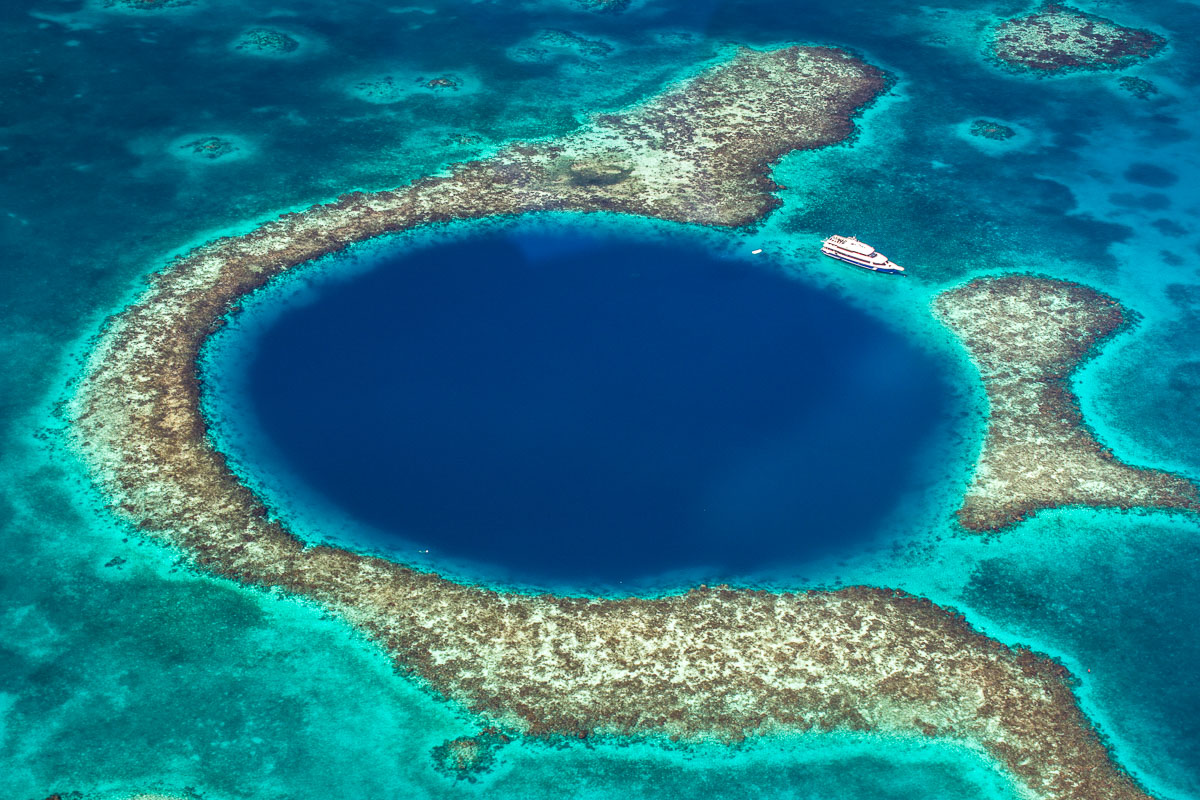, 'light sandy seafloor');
68,44,1178,800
